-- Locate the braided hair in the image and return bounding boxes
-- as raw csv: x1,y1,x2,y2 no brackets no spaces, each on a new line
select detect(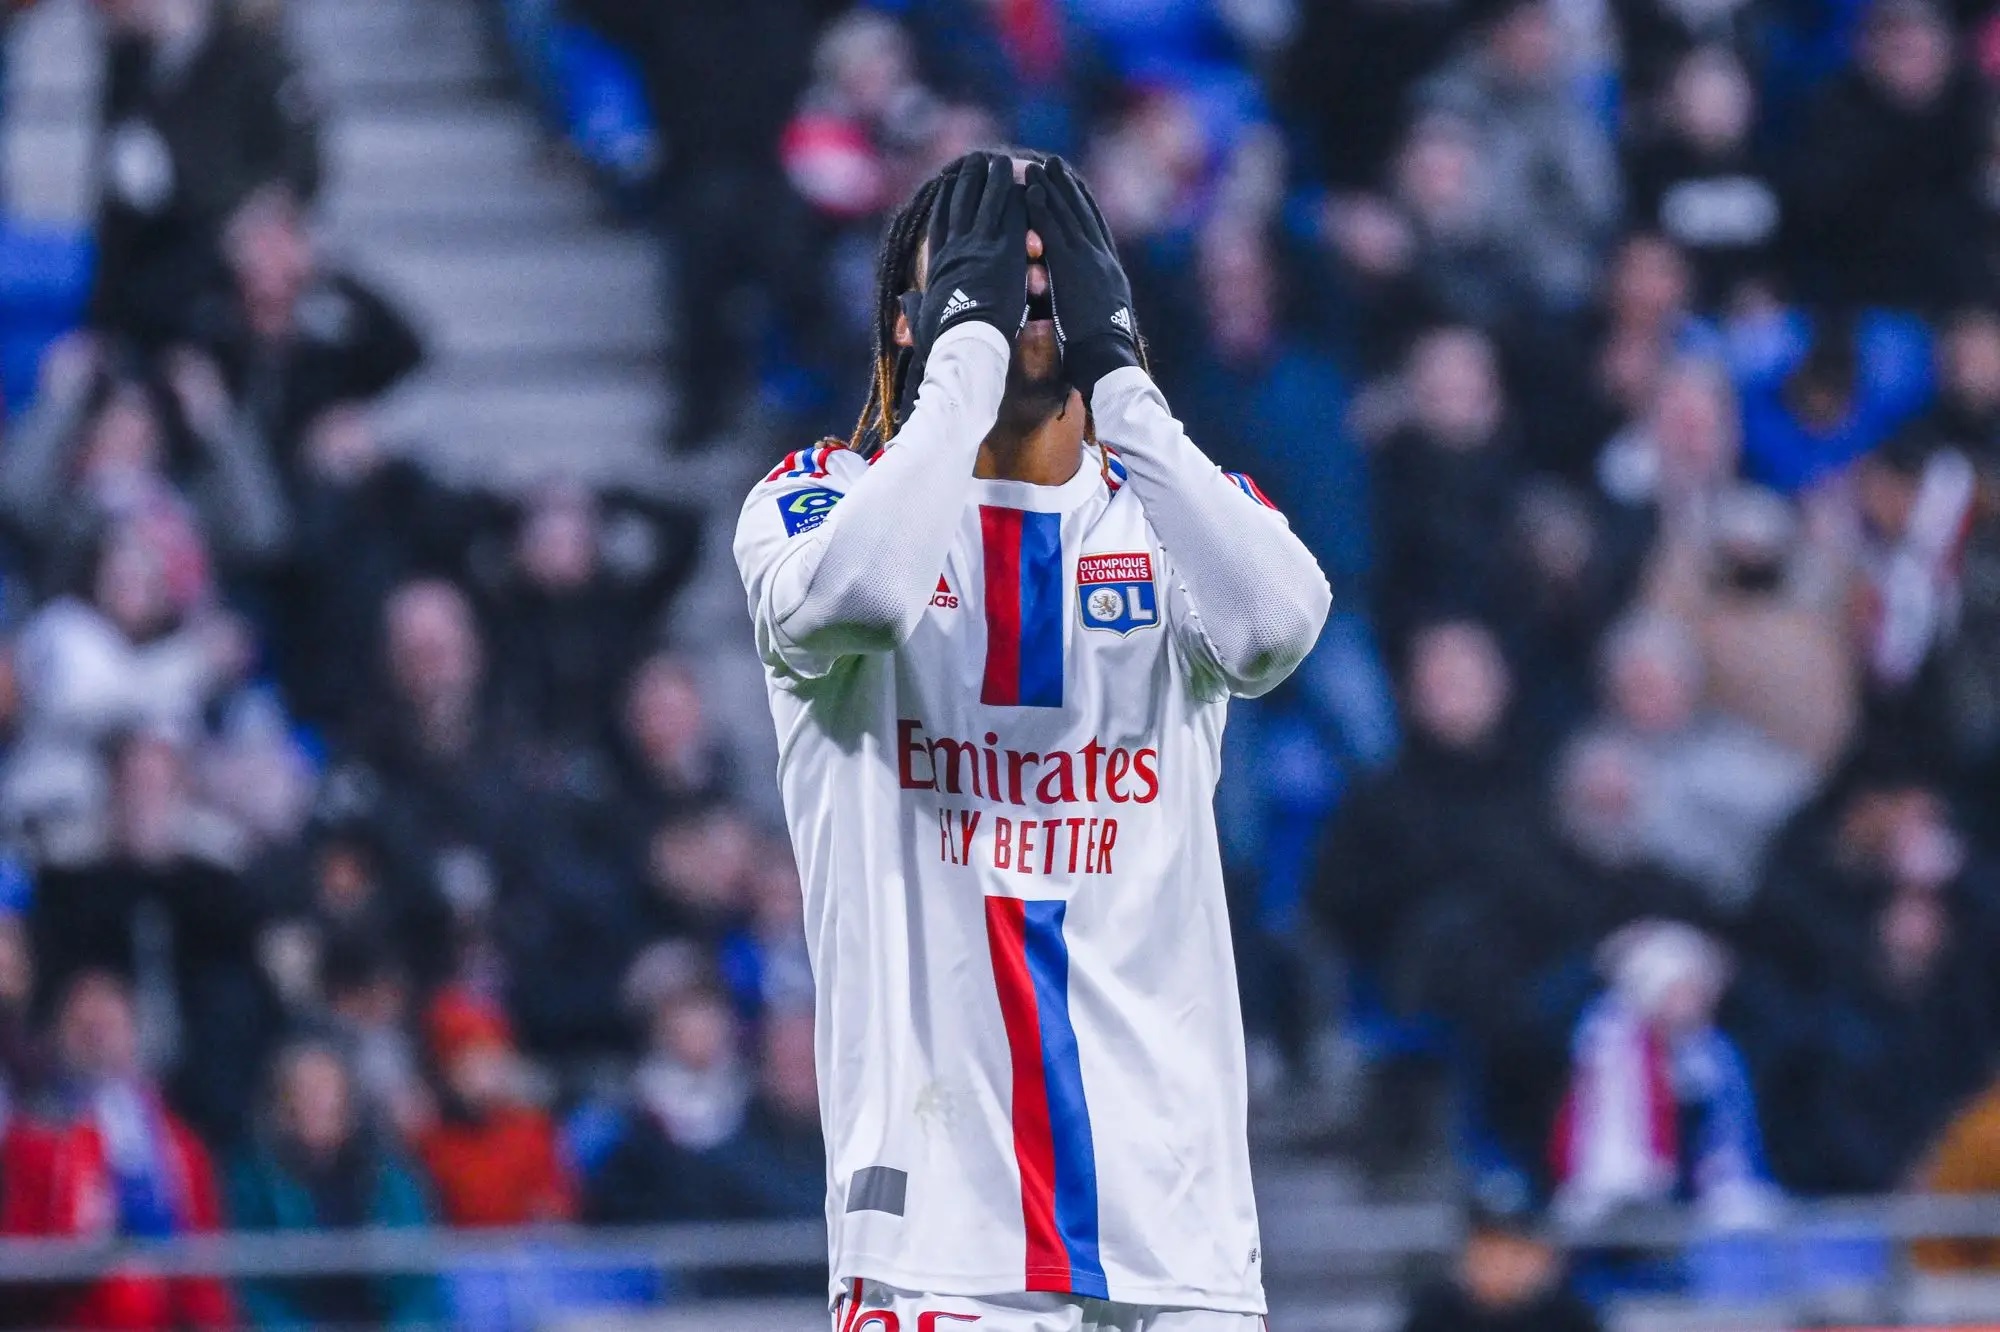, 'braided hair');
845,152,1148,483
847,160,969,457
